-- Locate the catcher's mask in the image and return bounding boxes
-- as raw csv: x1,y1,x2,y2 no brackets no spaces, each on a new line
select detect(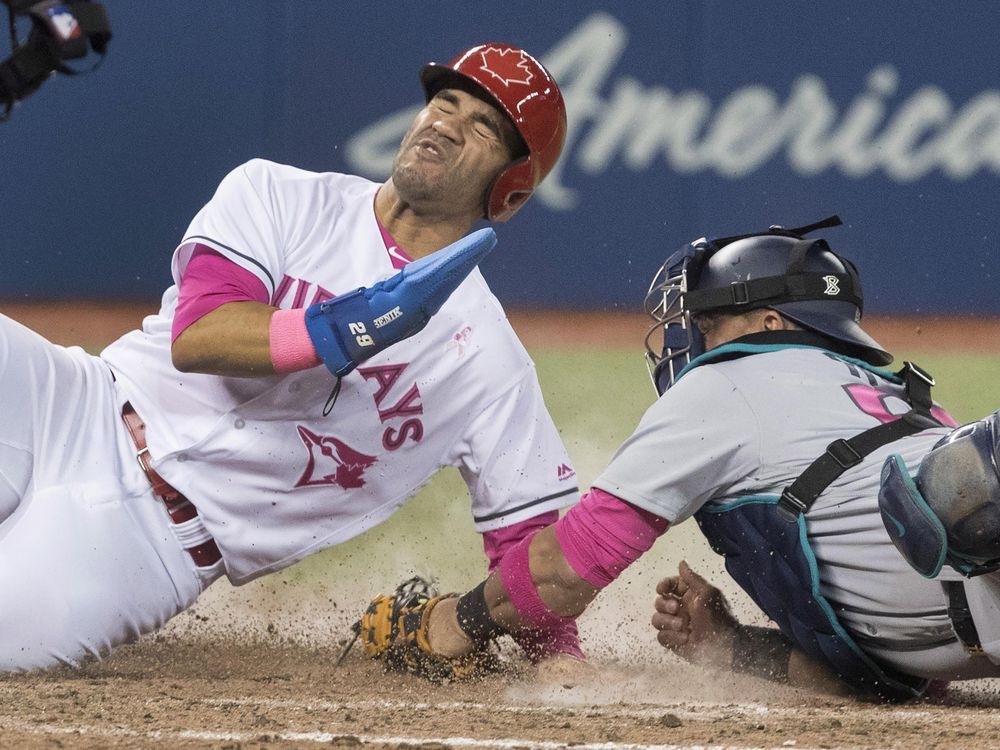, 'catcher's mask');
879,412,1000,578
643,215,892,395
